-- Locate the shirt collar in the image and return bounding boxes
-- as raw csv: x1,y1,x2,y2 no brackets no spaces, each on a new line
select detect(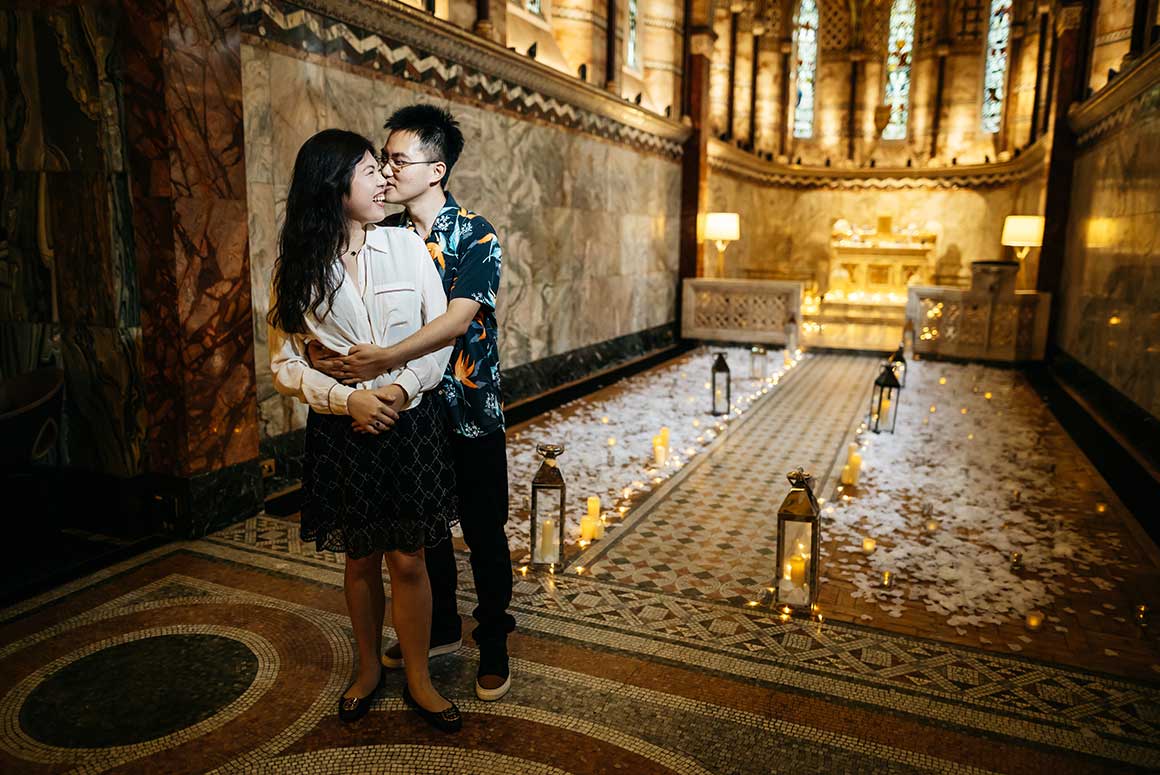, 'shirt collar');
401,192,460,236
